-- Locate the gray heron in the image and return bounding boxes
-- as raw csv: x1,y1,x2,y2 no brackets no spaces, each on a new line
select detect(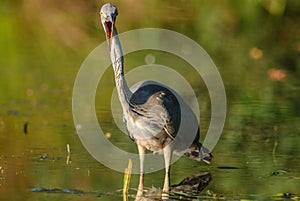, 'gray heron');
99,3,212,198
